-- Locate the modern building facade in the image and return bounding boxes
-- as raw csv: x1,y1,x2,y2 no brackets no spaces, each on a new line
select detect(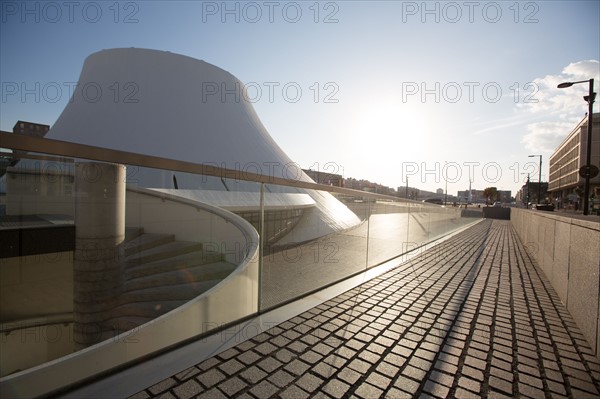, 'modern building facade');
548,113,600,210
